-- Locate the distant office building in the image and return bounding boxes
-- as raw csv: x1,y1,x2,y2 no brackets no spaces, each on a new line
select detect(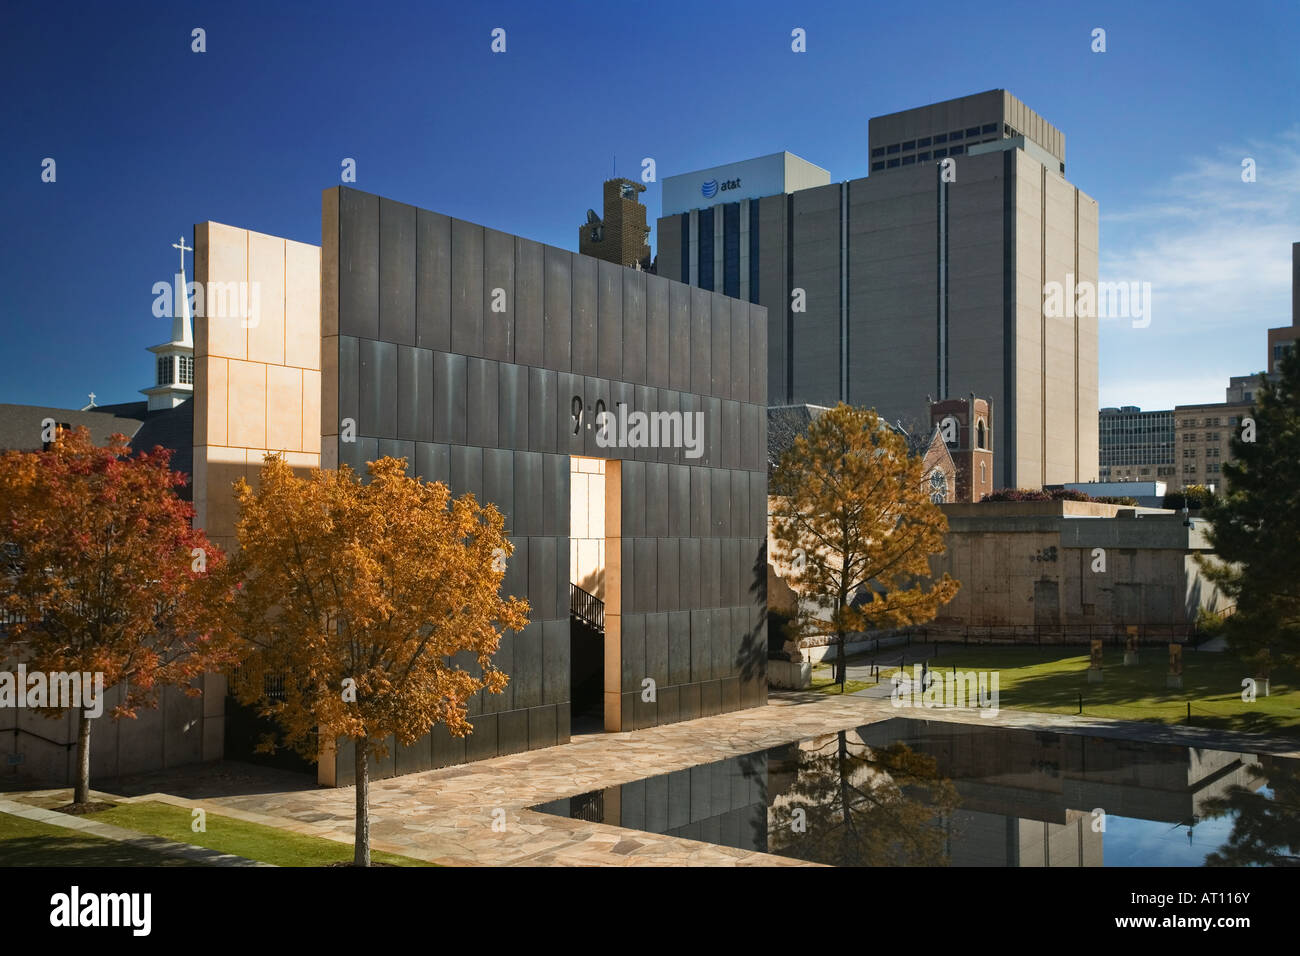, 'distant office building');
1266,241,1300,372
1173,399,1253,491
1224,372,1272,403
1098,406,1174,482
656,90,1099,490
579,178,652,271
868,89,1065,176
